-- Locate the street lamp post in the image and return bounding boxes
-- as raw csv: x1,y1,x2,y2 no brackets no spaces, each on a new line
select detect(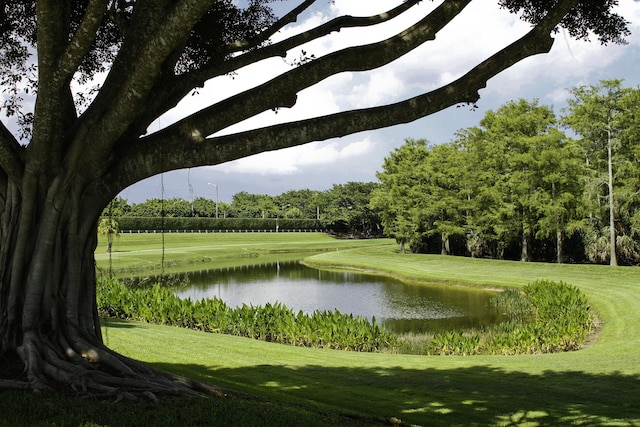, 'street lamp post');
207,183,219,218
